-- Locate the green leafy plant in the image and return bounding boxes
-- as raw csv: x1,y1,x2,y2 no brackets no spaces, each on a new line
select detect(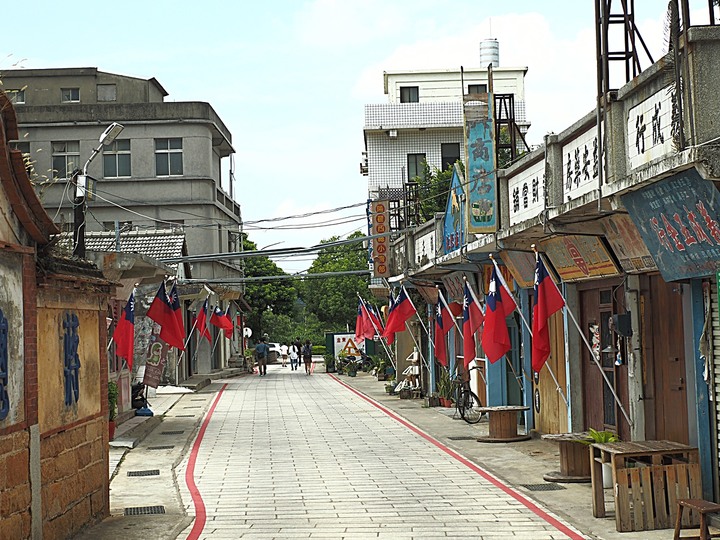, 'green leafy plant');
108,380,119,422
436,368,453,400
581,428,619,444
